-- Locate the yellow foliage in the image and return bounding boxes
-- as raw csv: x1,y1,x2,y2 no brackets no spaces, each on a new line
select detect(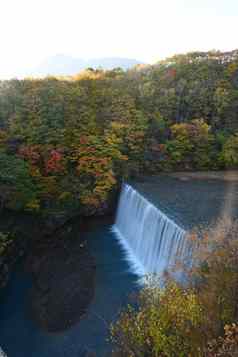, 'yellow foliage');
26,199,40,211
